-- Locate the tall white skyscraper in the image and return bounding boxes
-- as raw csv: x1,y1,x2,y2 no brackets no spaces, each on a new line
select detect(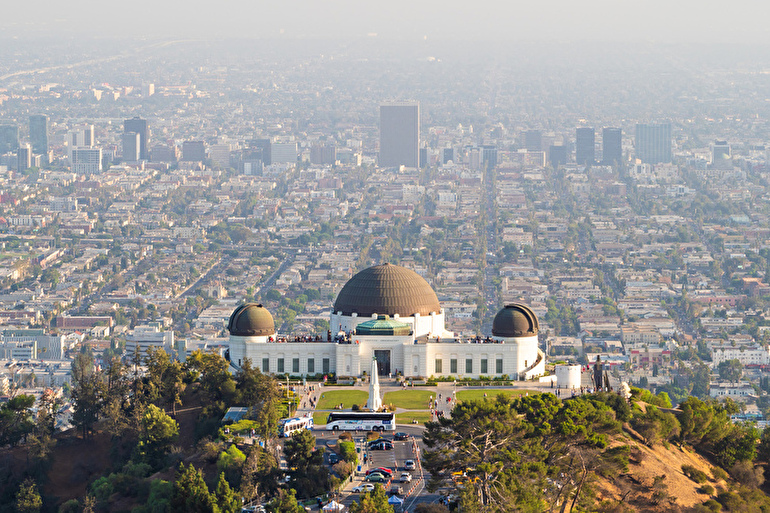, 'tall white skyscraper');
379,102,419,168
